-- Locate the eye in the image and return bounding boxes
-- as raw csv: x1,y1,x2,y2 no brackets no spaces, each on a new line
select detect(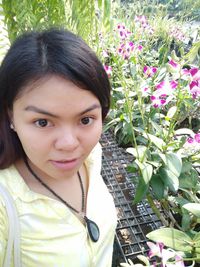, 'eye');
80,117,93,125
34,119,51,128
